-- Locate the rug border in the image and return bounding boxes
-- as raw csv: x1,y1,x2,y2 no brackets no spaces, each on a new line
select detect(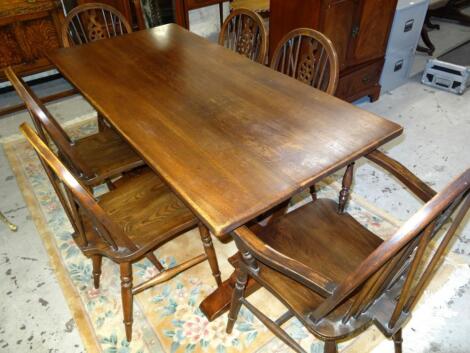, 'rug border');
3,128,101,353
4,118,466,353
